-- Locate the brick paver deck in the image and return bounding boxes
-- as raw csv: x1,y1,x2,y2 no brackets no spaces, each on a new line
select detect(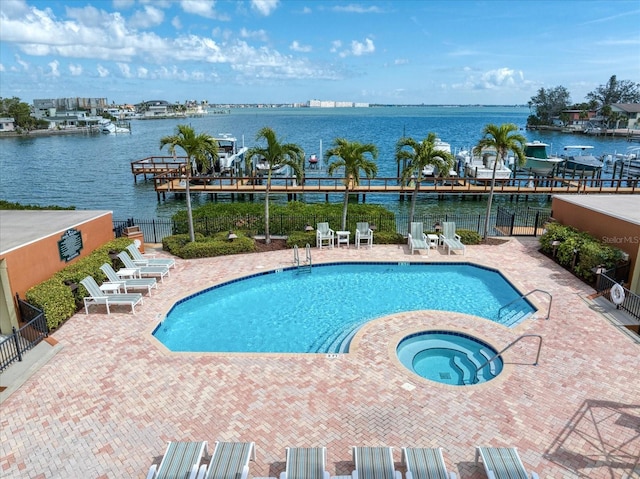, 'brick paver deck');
1,238,638,478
